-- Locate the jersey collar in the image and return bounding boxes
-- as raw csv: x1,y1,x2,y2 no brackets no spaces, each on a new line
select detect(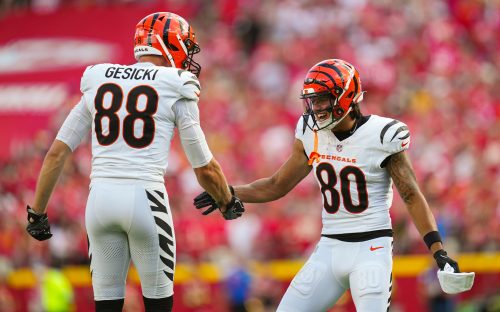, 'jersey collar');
333,115,371,141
